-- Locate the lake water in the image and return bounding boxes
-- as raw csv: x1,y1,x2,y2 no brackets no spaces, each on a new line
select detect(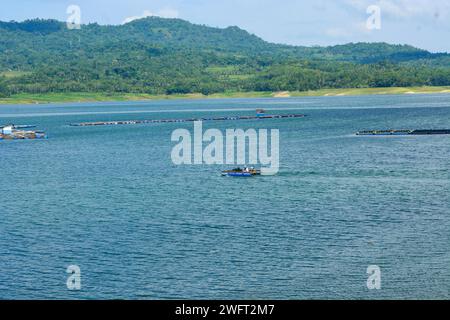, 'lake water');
1,94,449,299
